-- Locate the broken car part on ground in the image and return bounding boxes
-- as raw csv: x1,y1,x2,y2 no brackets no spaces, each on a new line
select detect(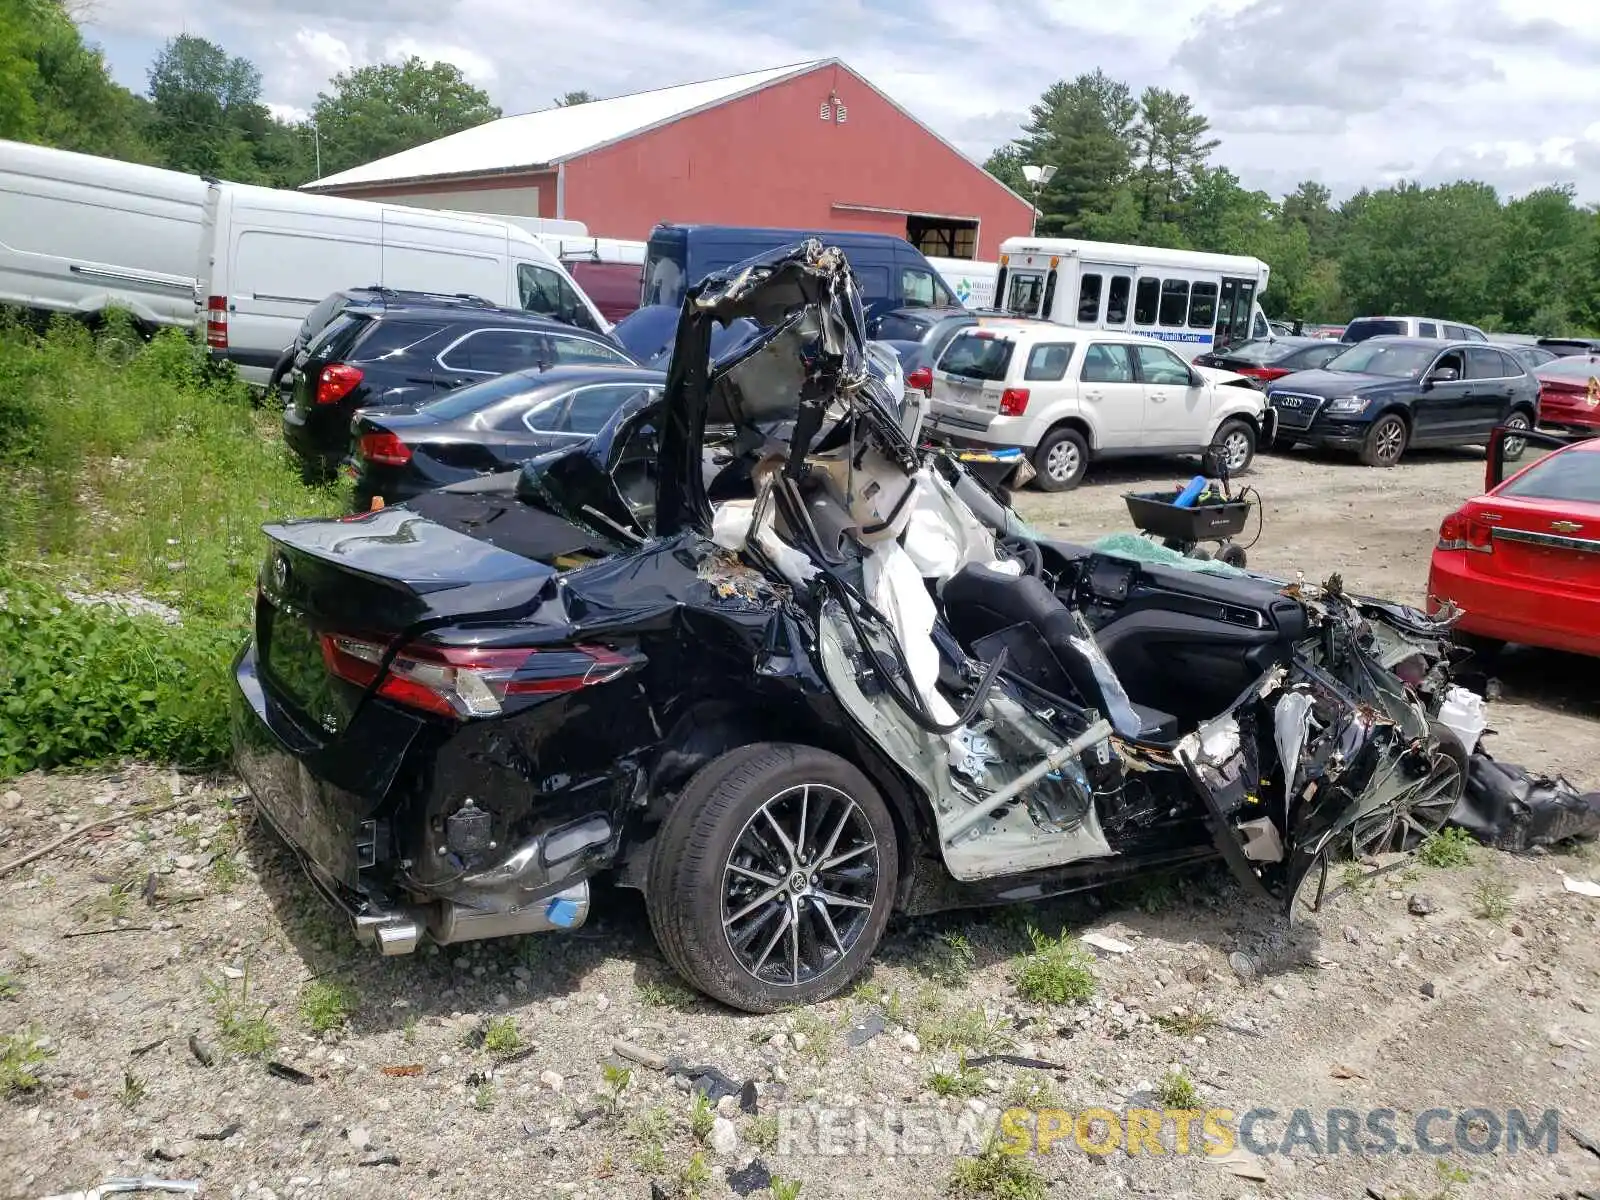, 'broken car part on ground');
231,240,1476,1012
